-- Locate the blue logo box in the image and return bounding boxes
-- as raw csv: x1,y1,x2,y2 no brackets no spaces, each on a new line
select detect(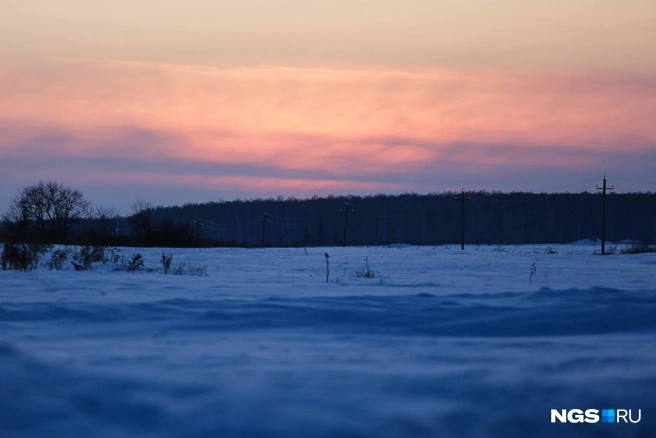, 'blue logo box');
602,409,615,423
